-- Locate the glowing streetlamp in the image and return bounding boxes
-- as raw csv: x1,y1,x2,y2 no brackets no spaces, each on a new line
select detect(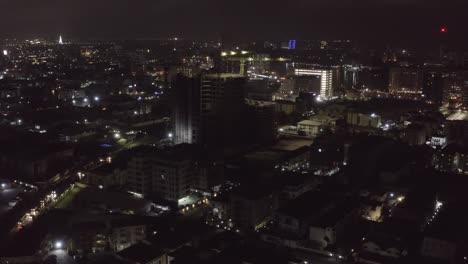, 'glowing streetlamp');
55,241,63,249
